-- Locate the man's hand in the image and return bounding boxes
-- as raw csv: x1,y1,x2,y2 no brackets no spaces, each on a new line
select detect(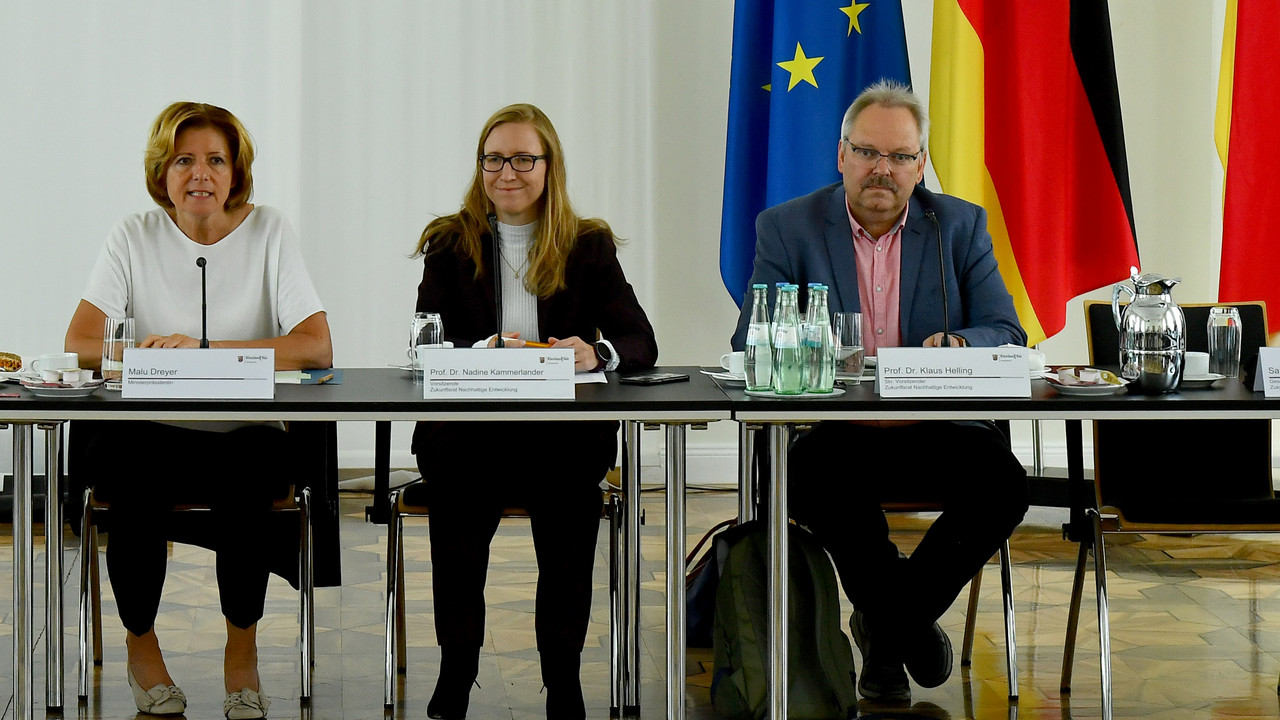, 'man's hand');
922,332,966,348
